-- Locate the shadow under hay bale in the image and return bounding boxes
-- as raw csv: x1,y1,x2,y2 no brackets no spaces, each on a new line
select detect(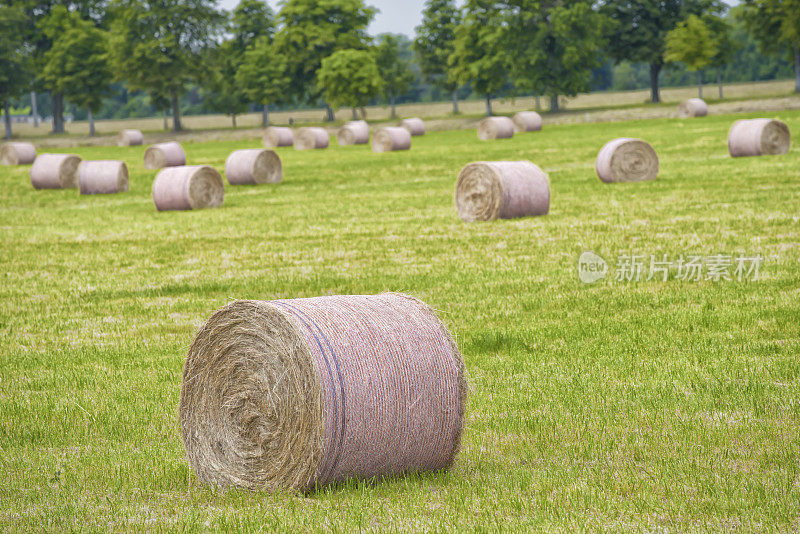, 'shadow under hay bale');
117,129,144,146
678,98,708,118
455,161,550,222
398,118,425,136
263,127,294,148
1,142,37,165
596,138,659,183
372,127,411,153
477,117,515,140
295,127,329,151
337,120,370,146
512,111,543,132
728,118,790,157
152,165,224,211
31,153,81,189
78,160,129,195
144,141,186,170
224,149,282,185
